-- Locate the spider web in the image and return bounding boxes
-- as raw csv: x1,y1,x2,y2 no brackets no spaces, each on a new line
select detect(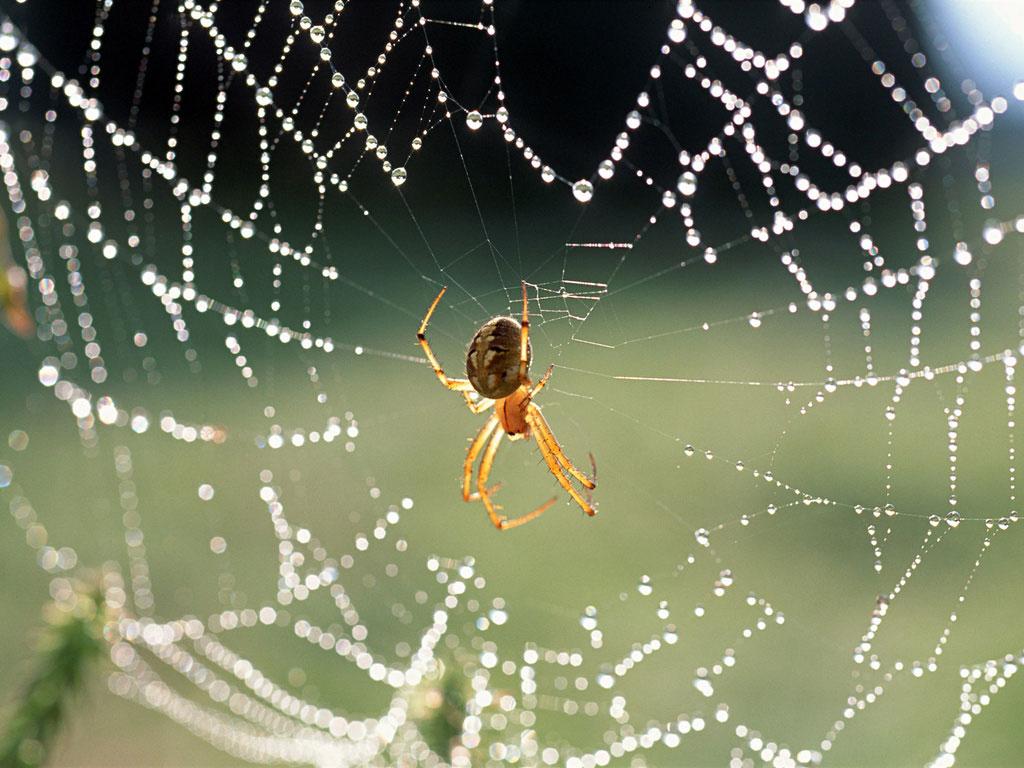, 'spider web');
0,1,1023,766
